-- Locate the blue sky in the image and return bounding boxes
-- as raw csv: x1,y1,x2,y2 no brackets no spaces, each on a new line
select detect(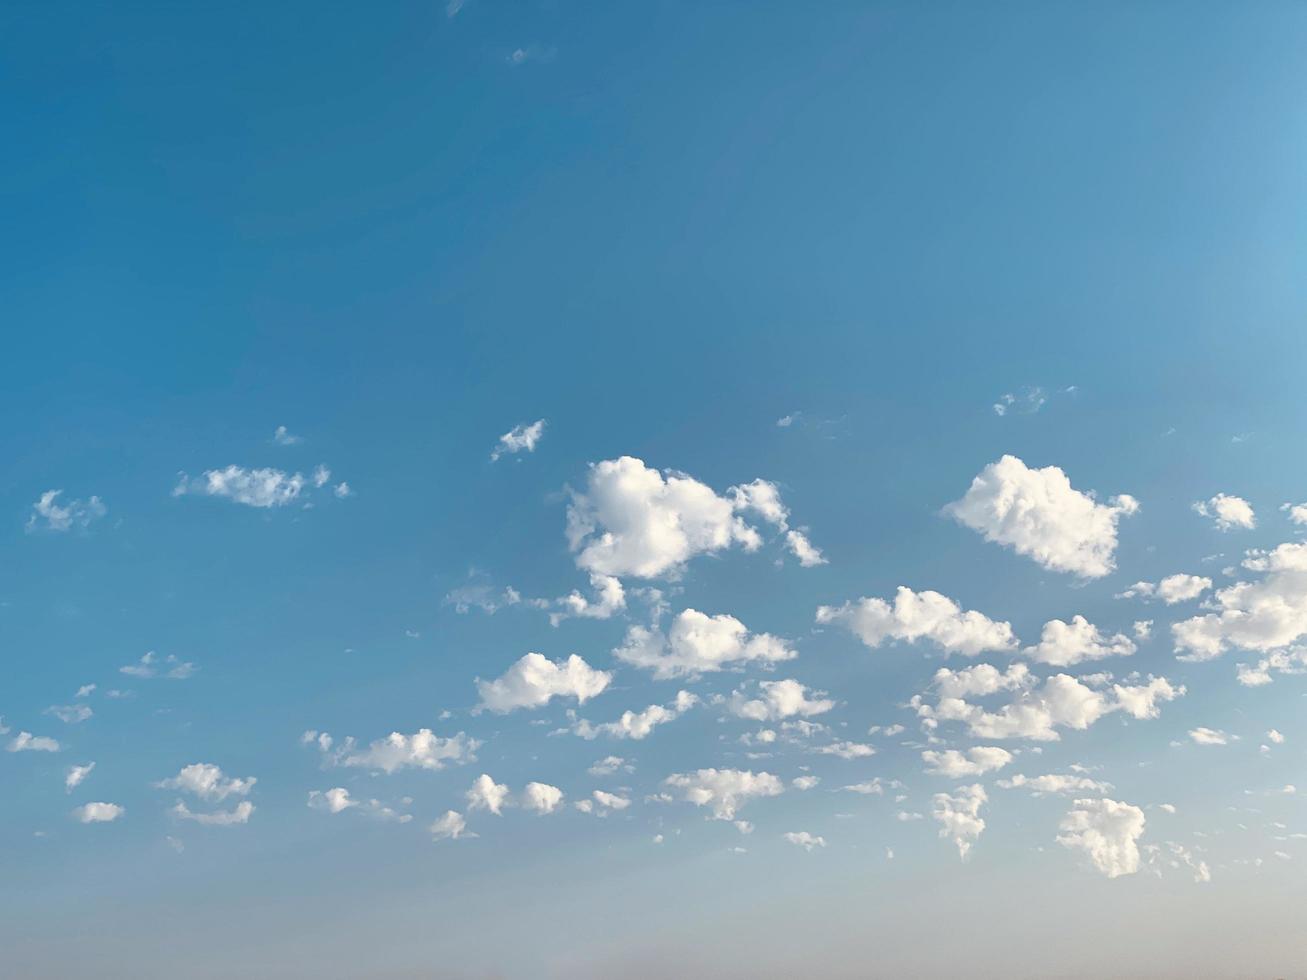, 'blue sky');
5,2,1307,977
